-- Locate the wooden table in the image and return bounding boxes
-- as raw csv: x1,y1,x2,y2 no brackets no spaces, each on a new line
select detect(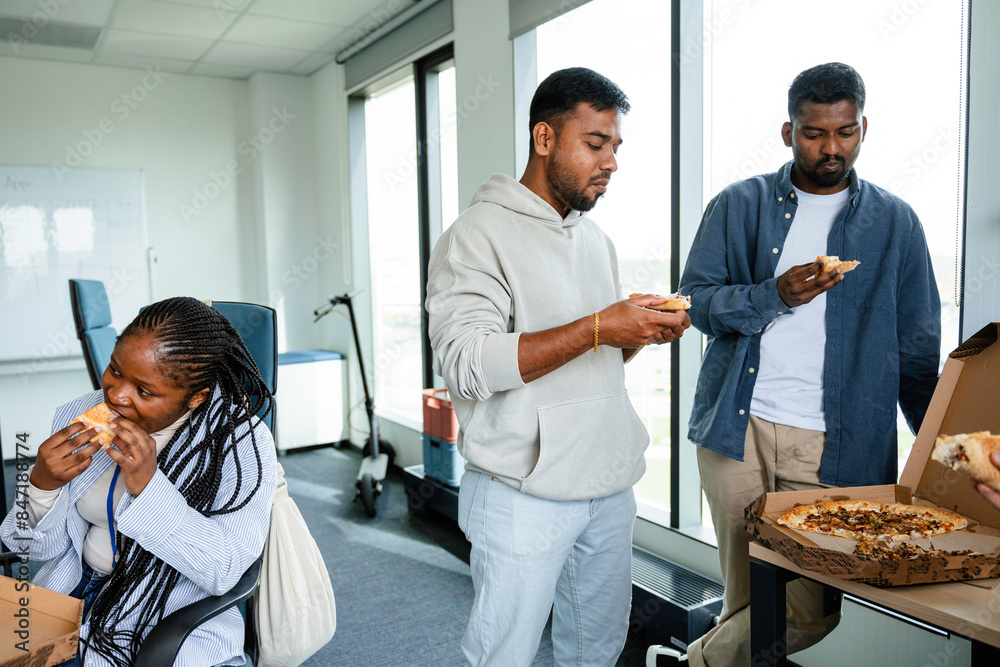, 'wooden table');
749,541,1000,666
